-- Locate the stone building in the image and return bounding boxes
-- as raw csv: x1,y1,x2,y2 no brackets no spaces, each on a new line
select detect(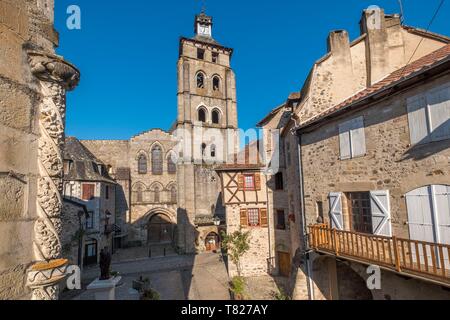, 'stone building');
78,11,239,255
216,145,271,277
296,43,450,300
258,6,450,299
63,137,119,266
0,0,79,300
61,198,88,268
